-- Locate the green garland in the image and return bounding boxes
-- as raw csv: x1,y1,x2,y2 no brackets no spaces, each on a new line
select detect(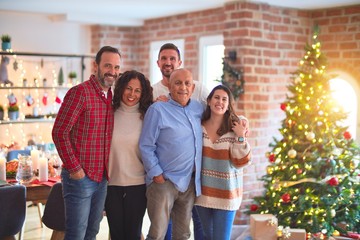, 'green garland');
217,58,245,100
